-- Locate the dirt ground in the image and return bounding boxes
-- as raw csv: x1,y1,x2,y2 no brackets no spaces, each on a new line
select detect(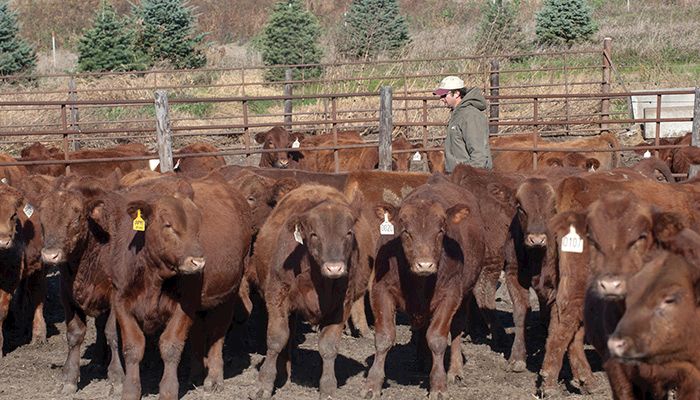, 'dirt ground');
0,265,613,400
